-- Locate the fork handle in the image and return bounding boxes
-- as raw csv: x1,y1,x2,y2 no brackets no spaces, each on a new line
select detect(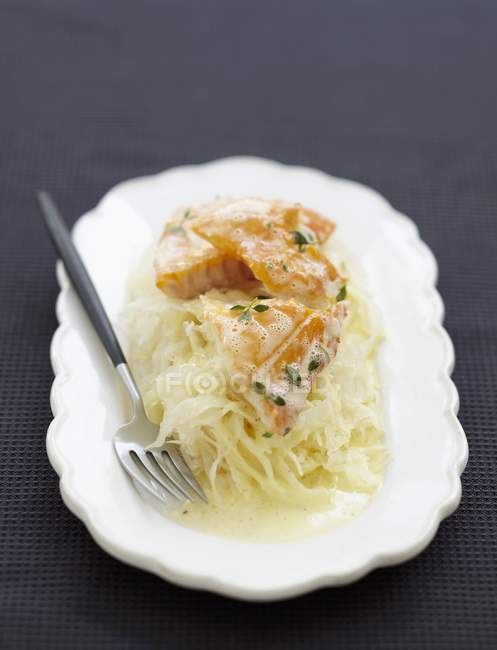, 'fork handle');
37,191,127,368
